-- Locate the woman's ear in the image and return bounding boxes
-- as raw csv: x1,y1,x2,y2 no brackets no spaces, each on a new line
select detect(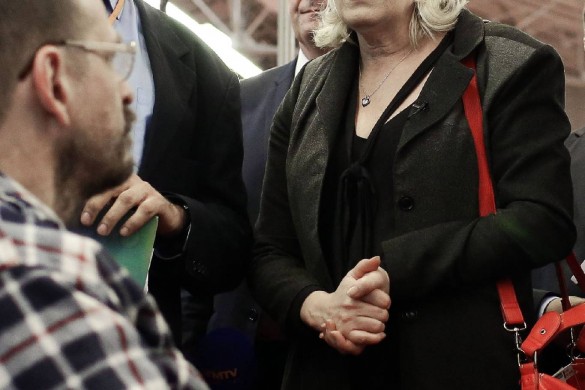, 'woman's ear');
31,46,72,127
